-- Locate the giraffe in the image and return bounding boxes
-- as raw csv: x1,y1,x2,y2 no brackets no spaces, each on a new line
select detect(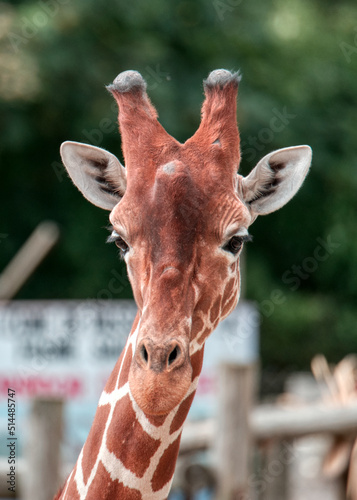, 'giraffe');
57,69,312,499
